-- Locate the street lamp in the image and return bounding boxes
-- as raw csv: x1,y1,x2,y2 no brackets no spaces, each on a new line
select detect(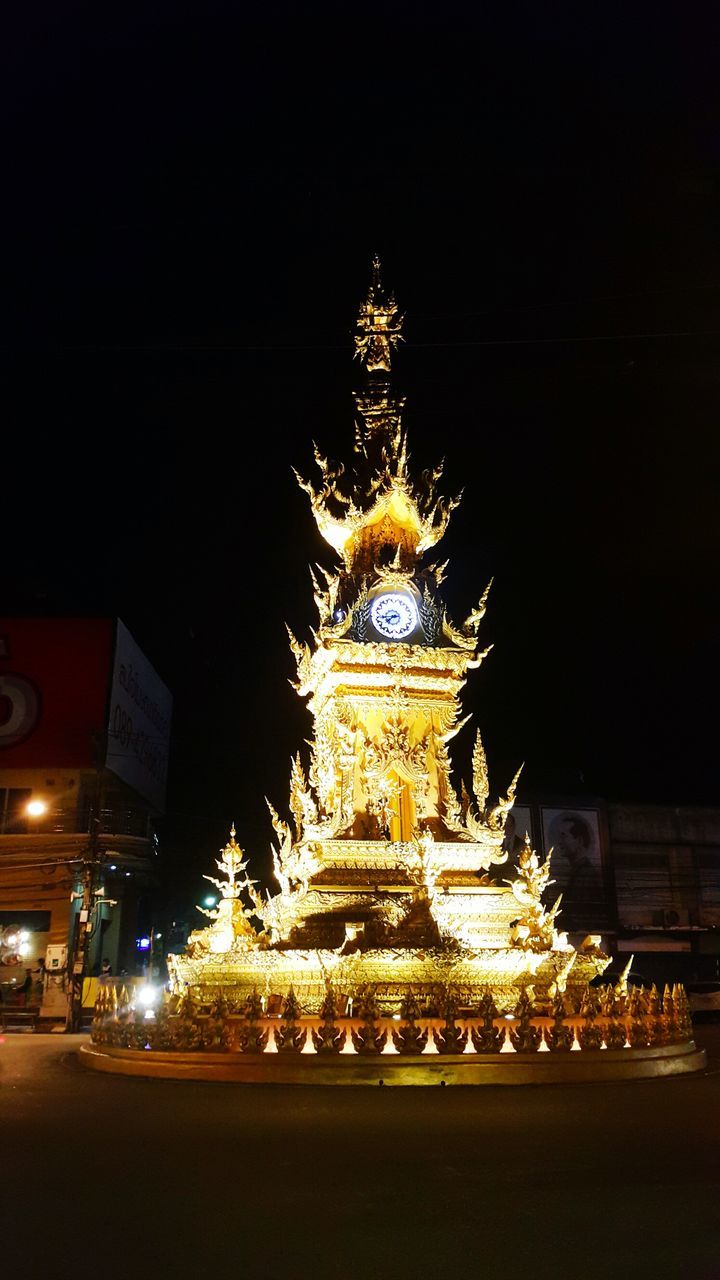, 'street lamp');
26,798,48,819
